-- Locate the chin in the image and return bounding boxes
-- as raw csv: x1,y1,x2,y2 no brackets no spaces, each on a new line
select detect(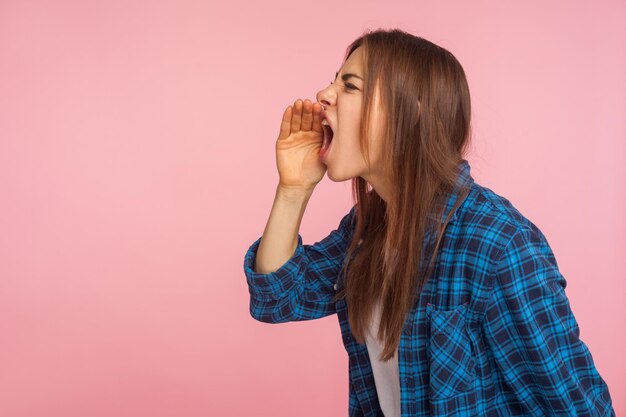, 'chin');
325,166,340,182
326,166,353,182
